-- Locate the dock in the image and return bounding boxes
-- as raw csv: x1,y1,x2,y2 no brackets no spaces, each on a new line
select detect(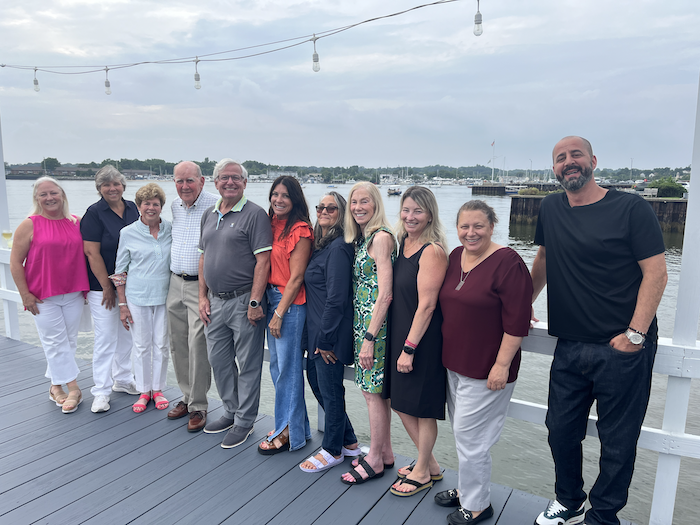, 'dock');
0,334,635,525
